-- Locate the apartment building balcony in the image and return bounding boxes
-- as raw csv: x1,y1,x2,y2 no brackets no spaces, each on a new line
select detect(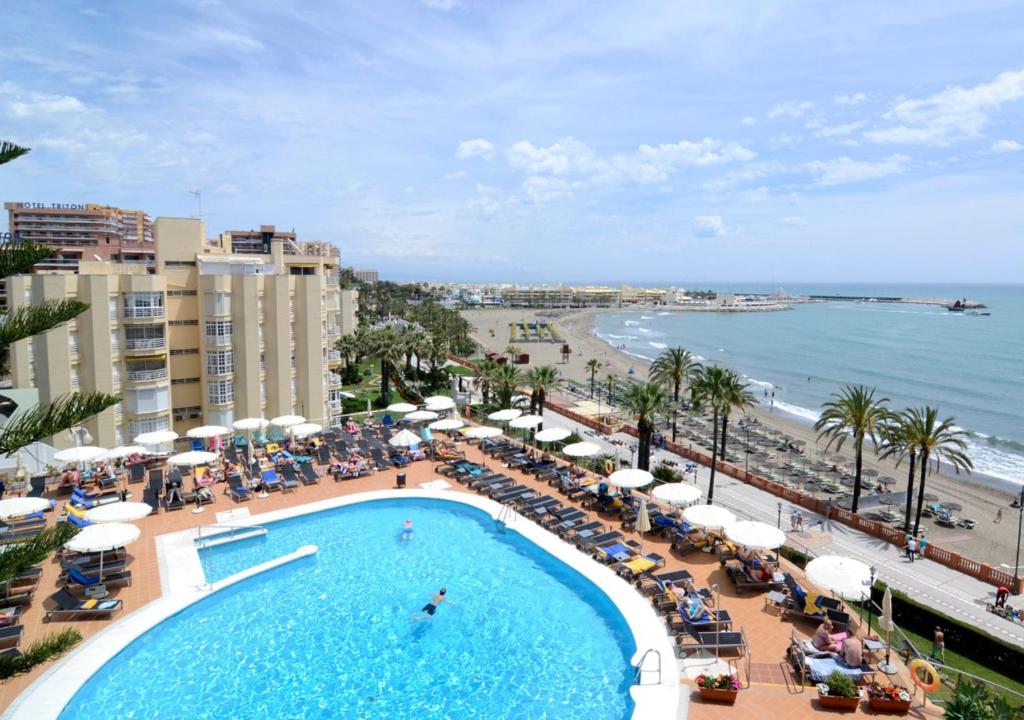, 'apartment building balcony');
124,337,167,353
329,373,342,387
126,367,168,383
327,325,341,337
123,306,165,320
327,350,342,365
